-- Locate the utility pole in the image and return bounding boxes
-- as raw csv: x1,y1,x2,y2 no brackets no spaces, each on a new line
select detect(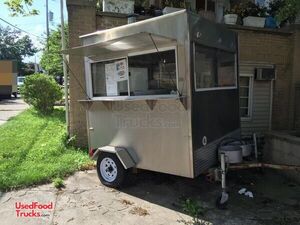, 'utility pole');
60,0,69,135
46,0,49,50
